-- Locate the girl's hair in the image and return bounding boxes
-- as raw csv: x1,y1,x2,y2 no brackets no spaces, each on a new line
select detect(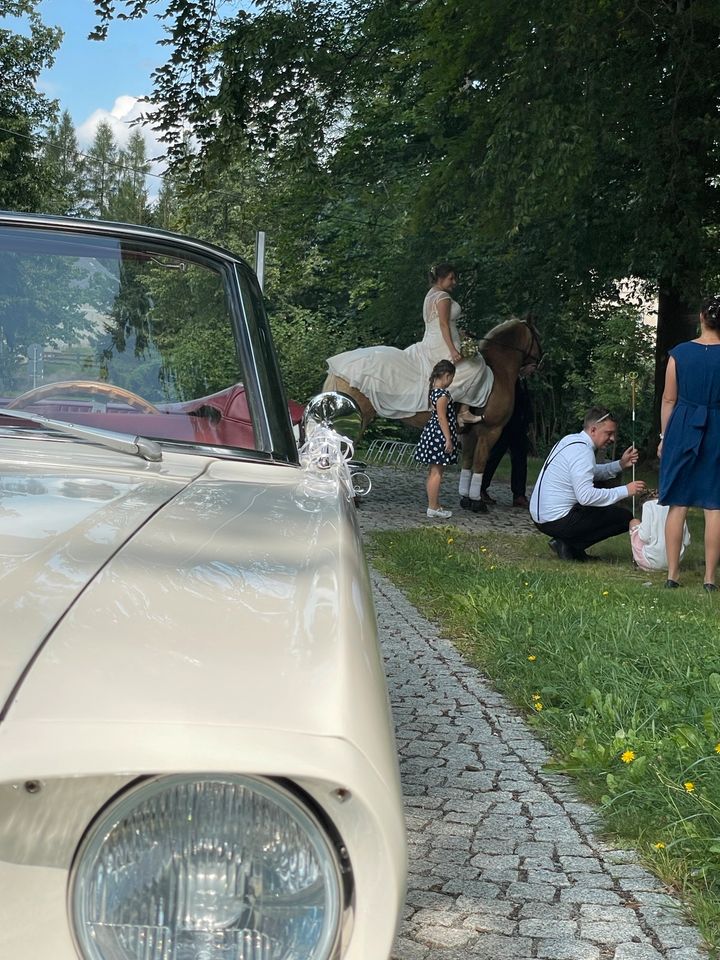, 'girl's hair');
428,359,455,404
701,296,720,331
428,262,457,285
